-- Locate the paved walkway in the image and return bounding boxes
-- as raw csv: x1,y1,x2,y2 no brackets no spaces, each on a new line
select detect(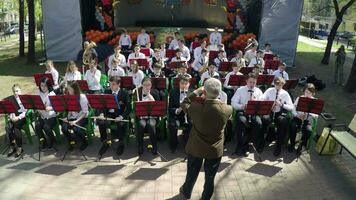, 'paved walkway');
0,134,355,200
